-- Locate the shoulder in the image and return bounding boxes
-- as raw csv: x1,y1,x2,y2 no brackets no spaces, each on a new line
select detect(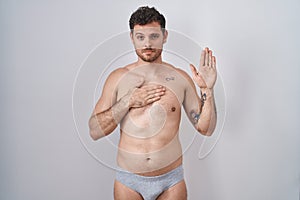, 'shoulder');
108,67,128,78
163,62,195,87
105,63,133,83
175,67,192,82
